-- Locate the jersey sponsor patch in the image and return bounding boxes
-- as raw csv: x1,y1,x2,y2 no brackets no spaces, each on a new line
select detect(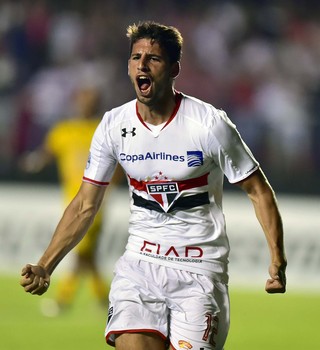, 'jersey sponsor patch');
120,151,184,163
119,150,203,166
187,151,203,167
